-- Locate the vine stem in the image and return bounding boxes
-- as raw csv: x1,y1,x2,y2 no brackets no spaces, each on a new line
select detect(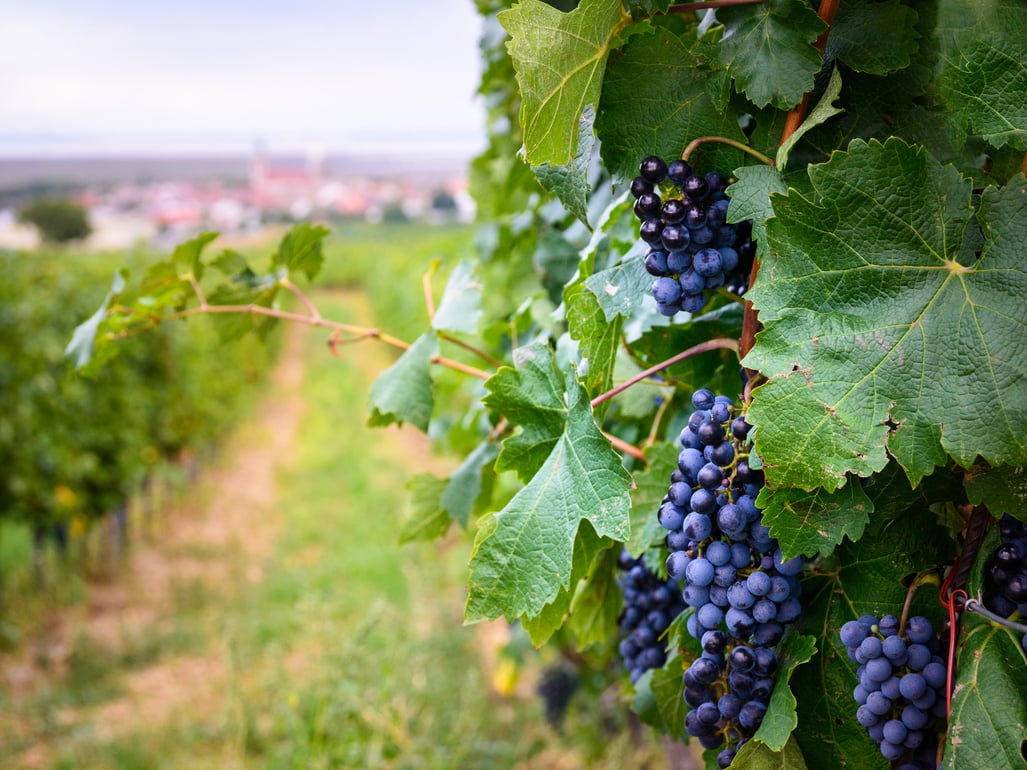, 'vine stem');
898,572,938,636
779,0,841,146
591,338,740,408
605,432,647,464
166,302,492,381
682,136,775,167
